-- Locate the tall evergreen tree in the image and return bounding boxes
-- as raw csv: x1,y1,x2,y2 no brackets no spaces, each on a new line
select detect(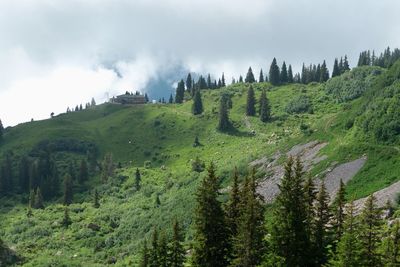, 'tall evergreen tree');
259,69,264,83
63,174,73,206
34,187,44,209
287,65,294,83
135,168,141,191
359,194,382,267
332,179,346,241
382,220,400,266
144,93,149,103
149,228,160,267
158,232,169,267
320,60,330,82
238,75,243,83
140,240,149,267
231,170,265,267
29,189,35,209
269,58,280,86
186,73,192,92
221,73,226,87
169,94,174,104
271,157,311,266
332,58,340,77
169,220,185,267
93,189,100,208
314,181,331,265
246,85,256,116
175,80,185,104
192,89,203,115
78,159,88,185
62,207,72,228
245,67,255,83
259,89,270,123
191,163,229,267
304,175,317,239
280,61,288,83
343,55,350,72
217,95,230,131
